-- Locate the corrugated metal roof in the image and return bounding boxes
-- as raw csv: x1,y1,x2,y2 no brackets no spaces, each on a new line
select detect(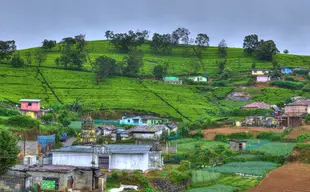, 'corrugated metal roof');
19,99,41,102
52,144,153,154
127,125,168,133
